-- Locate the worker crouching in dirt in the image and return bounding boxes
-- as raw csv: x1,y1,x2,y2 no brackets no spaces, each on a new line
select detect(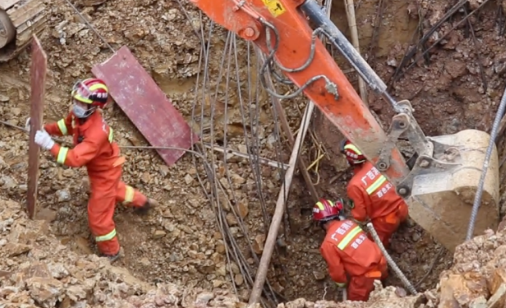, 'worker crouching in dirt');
340,140,409,248
27,78,159,262
313,198,388,301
